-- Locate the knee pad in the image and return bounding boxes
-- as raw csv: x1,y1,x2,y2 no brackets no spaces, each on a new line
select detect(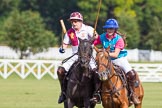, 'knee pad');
126,70,136,81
